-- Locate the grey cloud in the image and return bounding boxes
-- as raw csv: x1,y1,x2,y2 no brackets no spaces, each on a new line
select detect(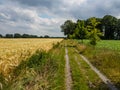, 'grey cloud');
11,0,62,9
0,3,65,36
8,0,120,19
68,0,120,19
14,0,120,19
0,5,39,25
10,0,71,18
1,0,120,37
